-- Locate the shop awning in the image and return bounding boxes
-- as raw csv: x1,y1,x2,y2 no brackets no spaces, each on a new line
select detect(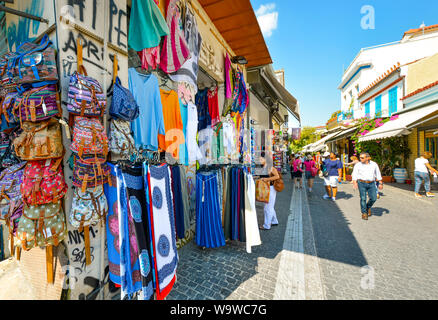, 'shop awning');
306,131,344,153
359,103,438,142
198,0,272,68
325,126,358,143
